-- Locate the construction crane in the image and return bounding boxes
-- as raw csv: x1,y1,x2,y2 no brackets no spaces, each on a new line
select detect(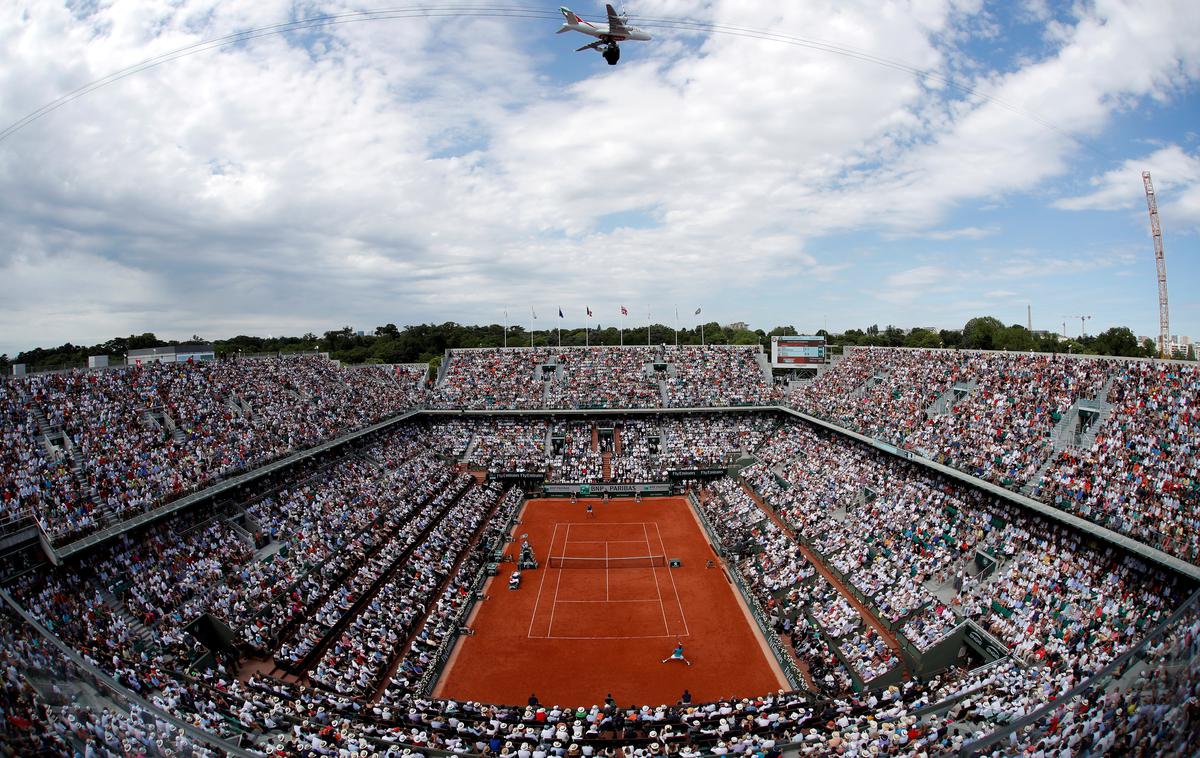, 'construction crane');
1142,171,1170,357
